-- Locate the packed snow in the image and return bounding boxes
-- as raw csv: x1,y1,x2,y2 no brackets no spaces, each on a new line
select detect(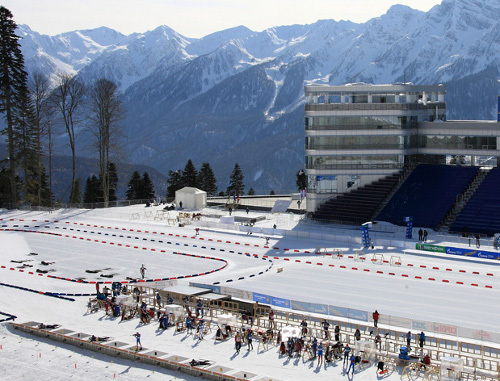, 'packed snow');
1,204,499,380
